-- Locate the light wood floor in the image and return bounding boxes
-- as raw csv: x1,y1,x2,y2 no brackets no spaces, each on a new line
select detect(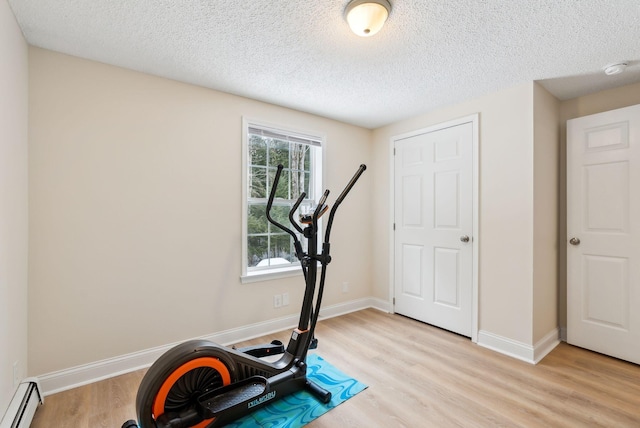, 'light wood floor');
31,309,640,427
